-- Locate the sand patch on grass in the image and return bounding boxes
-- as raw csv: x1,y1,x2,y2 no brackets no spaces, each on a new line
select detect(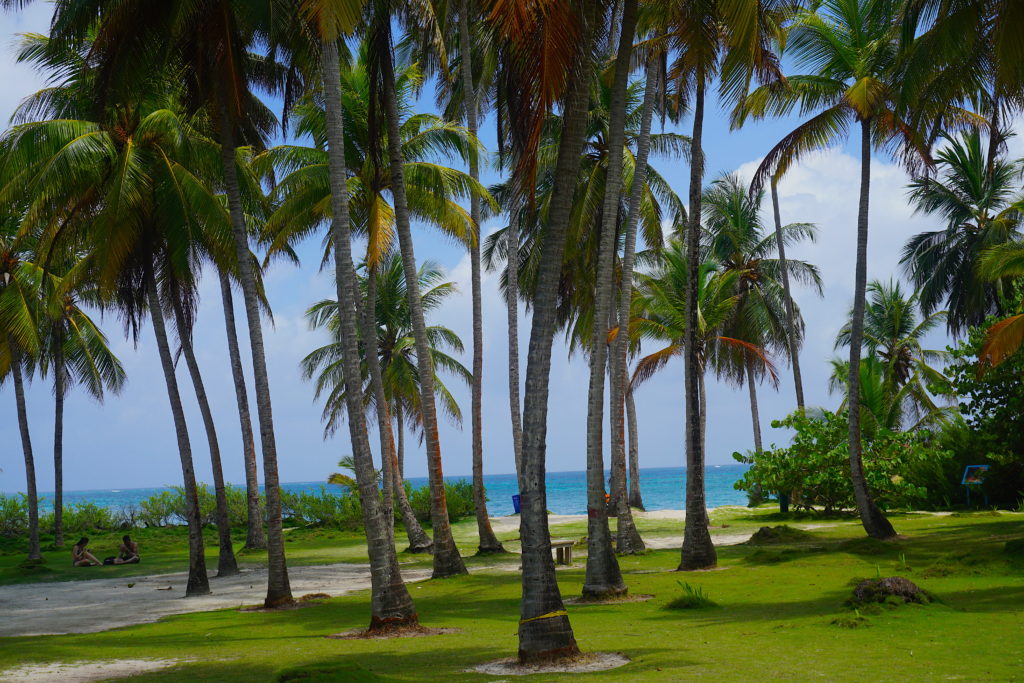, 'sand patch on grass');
472,652,630,676
0,564,432,637
0,658,180,682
